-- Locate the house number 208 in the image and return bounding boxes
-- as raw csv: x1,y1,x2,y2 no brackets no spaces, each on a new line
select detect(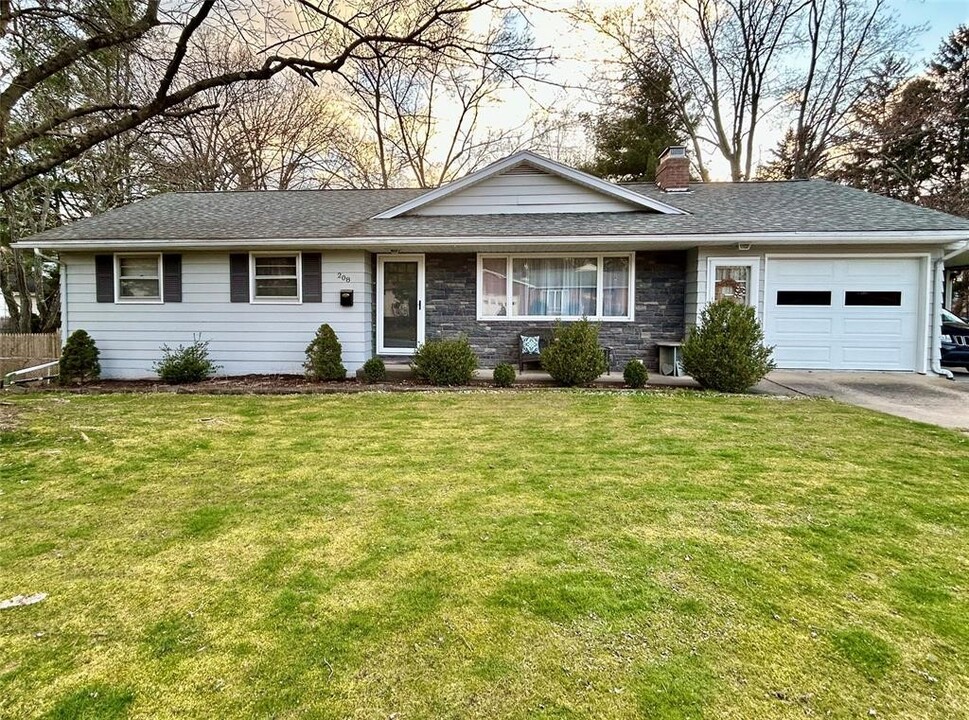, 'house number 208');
336,272,351,283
